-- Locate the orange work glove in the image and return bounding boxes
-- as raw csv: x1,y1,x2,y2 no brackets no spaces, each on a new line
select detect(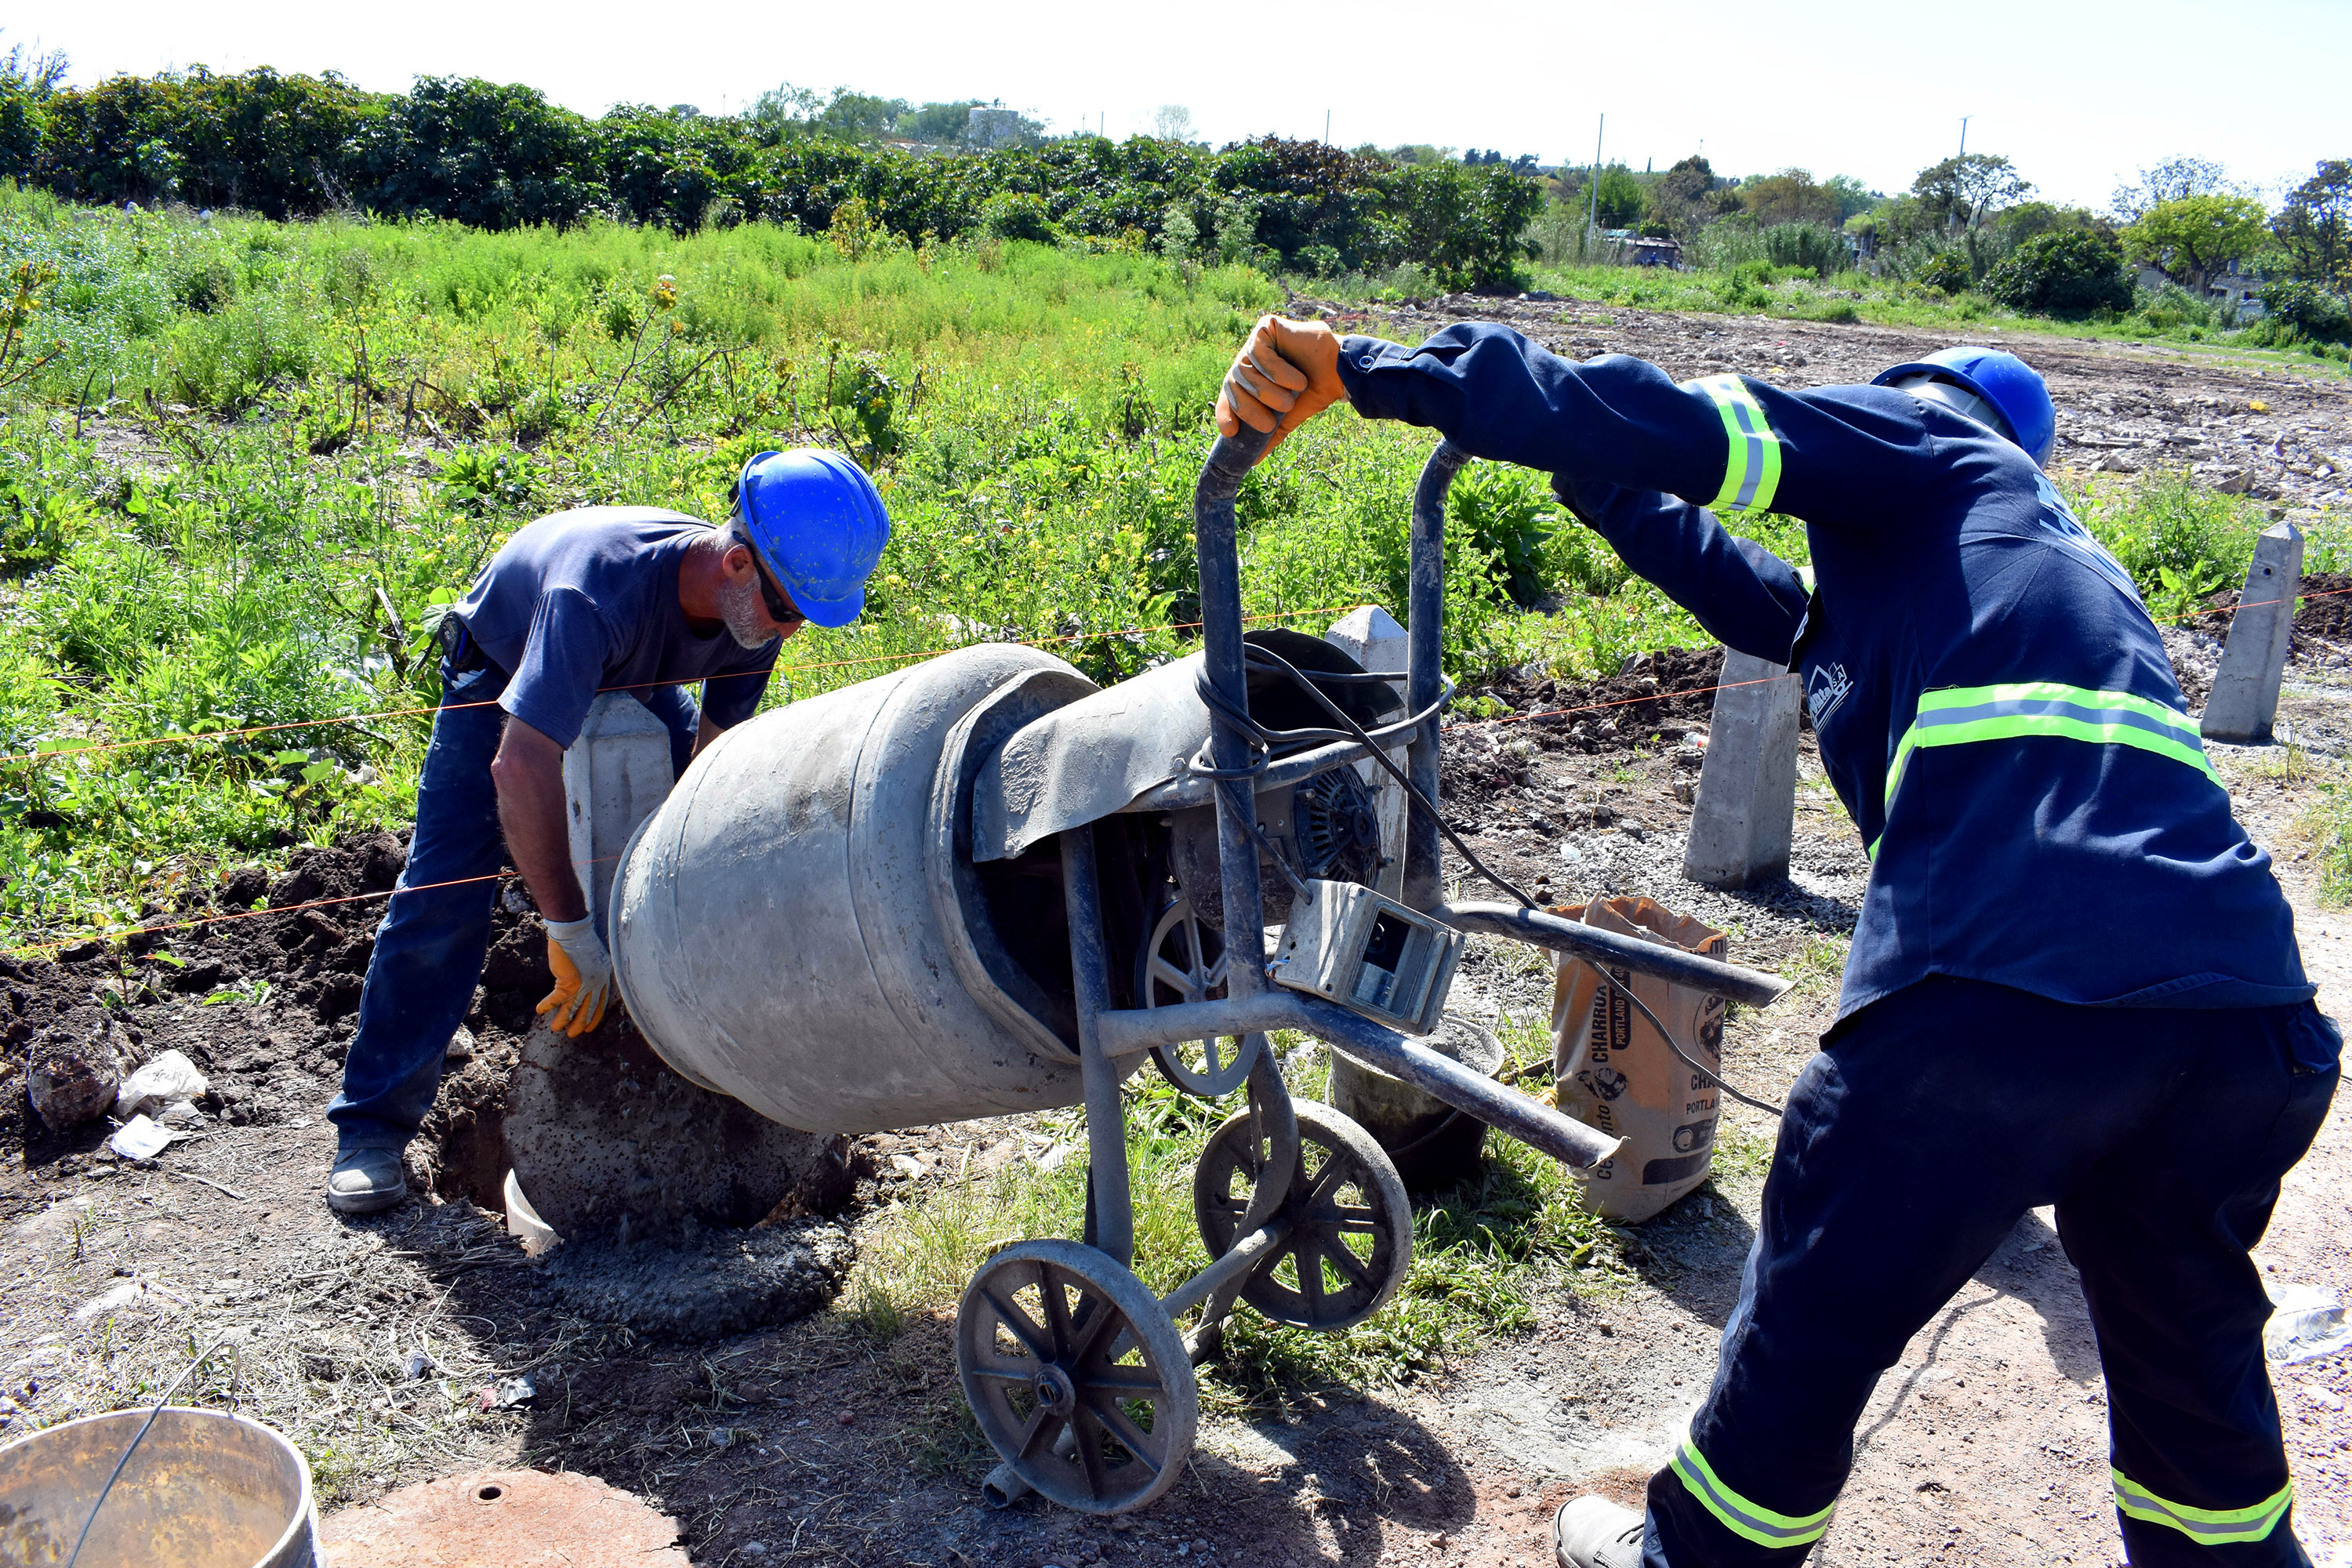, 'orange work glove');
1214,314,1348,456
536,916,614,1038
